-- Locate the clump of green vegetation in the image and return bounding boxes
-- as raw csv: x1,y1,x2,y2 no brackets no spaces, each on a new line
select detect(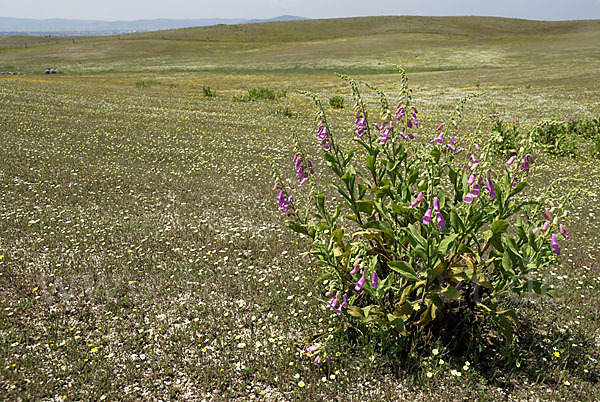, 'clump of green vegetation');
274,106,294,118
530,120,578,157
328,95,344,109
274,68,587,374
489,114,523,156
234,87,286,102
135,80,162,88
202,86,215,97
